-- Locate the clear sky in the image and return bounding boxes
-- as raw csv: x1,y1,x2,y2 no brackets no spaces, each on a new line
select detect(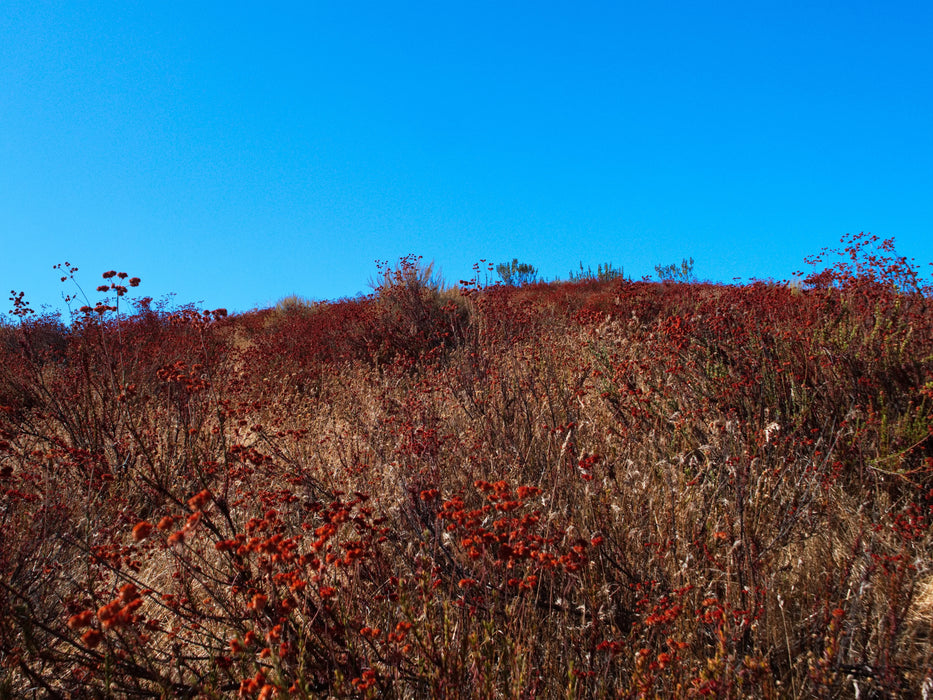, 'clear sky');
2,1,932,315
